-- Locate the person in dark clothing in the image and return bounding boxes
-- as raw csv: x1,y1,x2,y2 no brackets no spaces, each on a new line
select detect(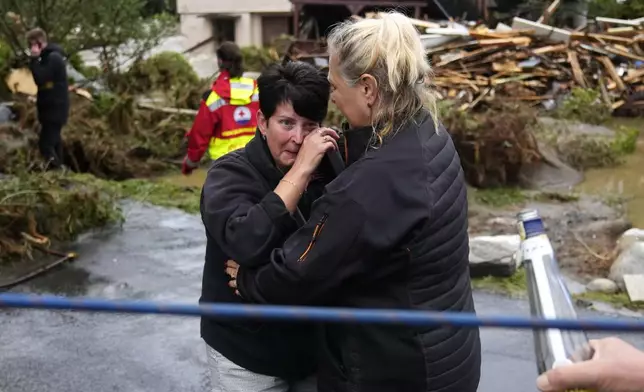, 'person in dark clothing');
26,28,70,169
226,12,481,392
200,61,337,392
